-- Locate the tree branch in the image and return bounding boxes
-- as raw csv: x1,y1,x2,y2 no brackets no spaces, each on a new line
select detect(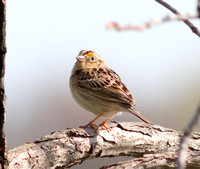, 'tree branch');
101,151,200,169
7,122,200,168
198,0,200,17
178,104,200,169
106,14,198,31
0,0,6,169
154,0,200,36
106,0,200,37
